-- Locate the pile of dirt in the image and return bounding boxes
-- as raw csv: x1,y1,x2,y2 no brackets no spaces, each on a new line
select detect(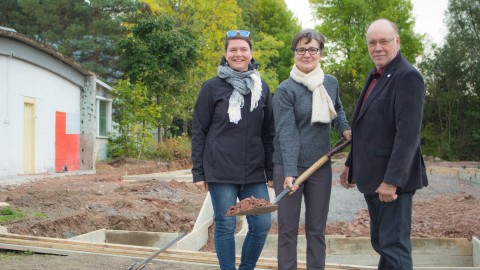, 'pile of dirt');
226,197,273,216
0,158,201,238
